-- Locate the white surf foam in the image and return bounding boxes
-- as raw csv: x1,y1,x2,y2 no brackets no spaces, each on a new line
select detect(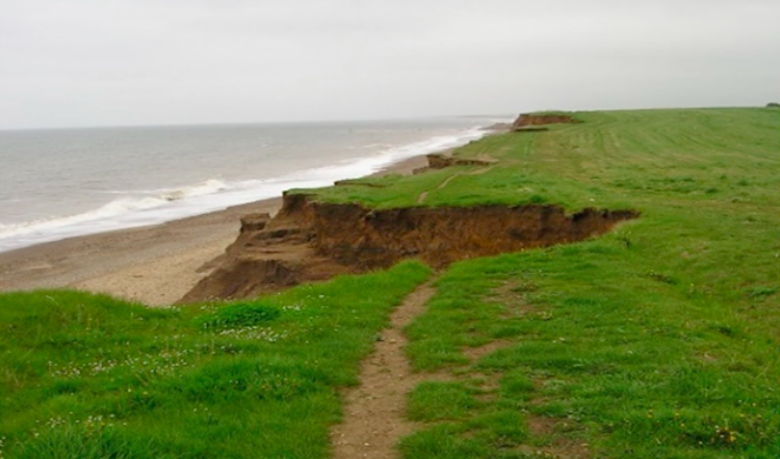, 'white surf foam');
0,126,489,253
